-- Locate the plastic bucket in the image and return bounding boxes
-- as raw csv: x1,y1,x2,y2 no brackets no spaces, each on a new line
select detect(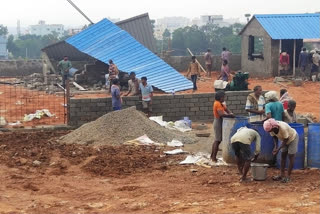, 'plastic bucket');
251,163,269,181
